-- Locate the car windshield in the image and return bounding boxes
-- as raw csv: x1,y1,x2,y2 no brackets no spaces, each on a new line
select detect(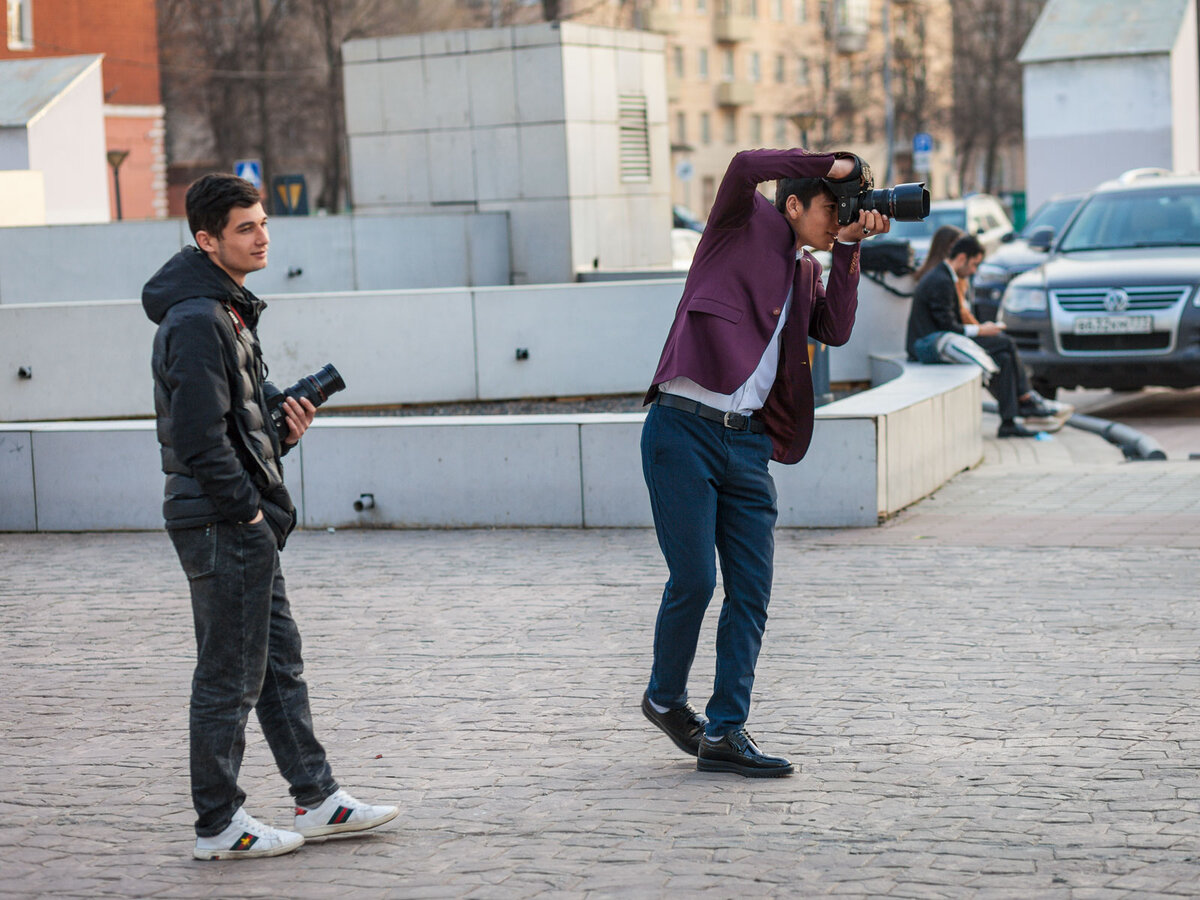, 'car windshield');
883,207,967,241
1058,186,1200,251
1020,196,1081,238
